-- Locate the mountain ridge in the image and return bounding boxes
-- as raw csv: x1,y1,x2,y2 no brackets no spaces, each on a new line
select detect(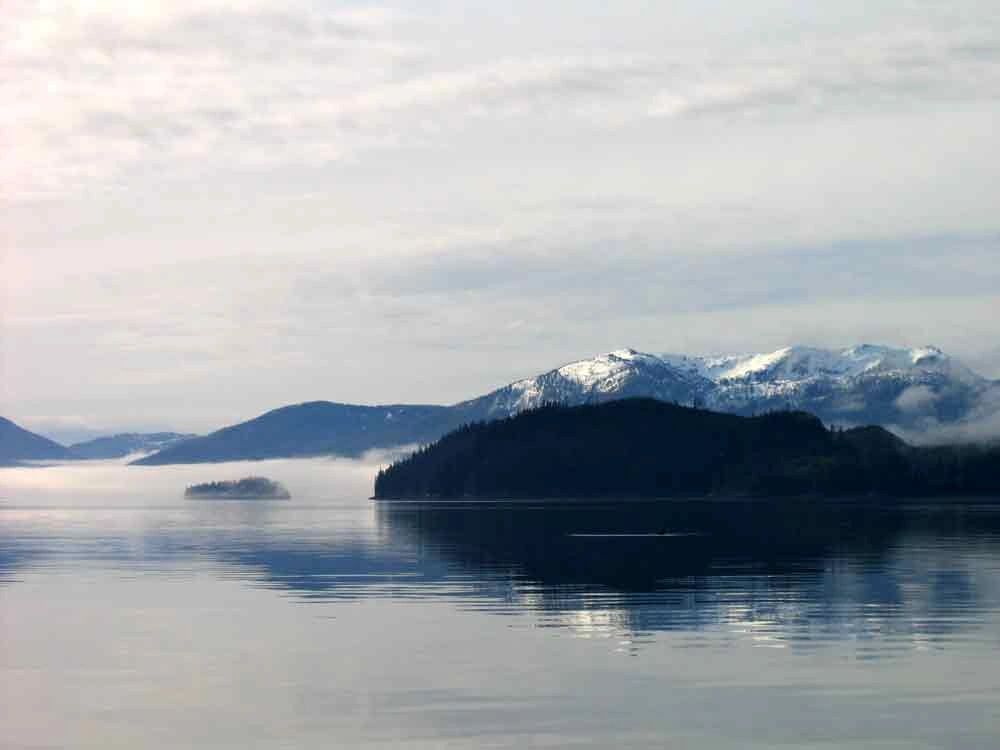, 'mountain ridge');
0,416,76,464
0,419,204,464
133,342,1000,465
132,401,455,465
459,343,994,429
68,432,198,460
